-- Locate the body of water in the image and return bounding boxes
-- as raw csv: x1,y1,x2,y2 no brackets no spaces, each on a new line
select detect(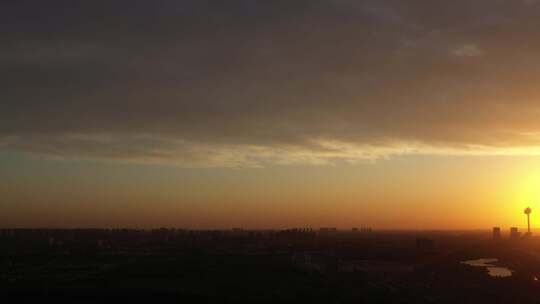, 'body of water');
461,258,512,277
